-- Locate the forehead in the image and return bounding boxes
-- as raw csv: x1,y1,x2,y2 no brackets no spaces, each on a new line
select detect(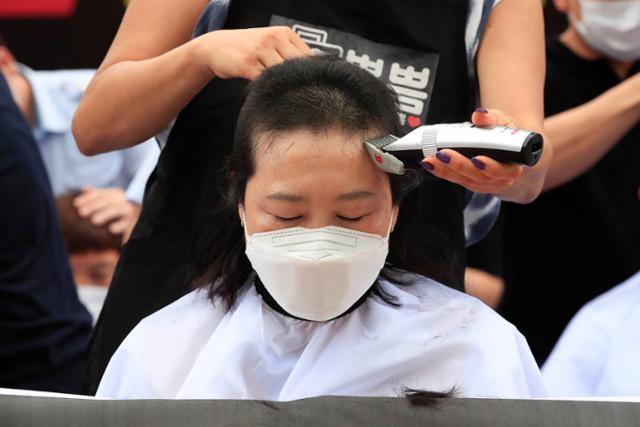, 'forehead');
251,127,390,191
